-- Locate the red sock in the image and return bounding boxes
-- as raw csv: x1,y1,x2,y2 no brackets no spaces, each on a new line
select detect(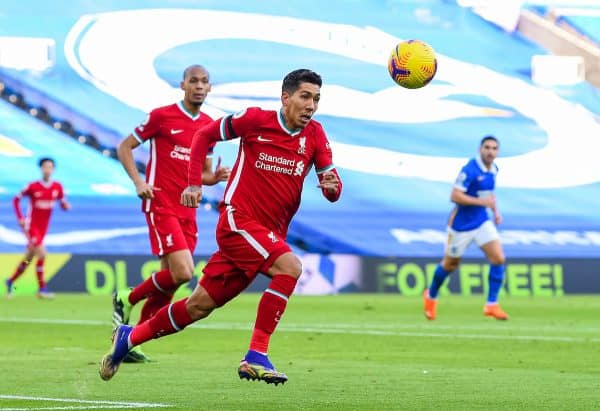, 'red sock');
249,274,297,354
138,292,174,324
35,258,45,289
10,260,29,282
129,298,193,346
128,269,177,305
